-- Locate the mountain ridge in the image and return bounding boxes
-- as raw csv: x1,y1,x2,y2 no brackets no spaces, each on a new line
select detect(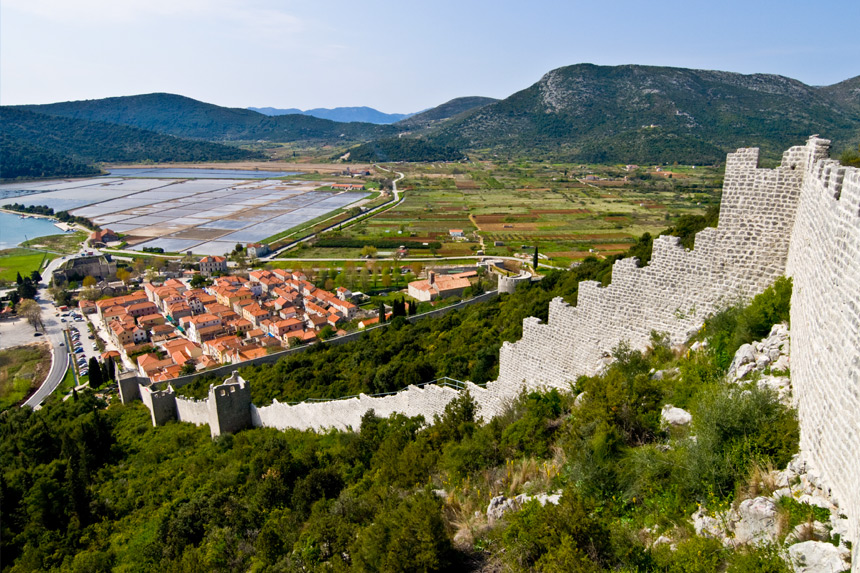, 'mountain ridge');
248,106,416,124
